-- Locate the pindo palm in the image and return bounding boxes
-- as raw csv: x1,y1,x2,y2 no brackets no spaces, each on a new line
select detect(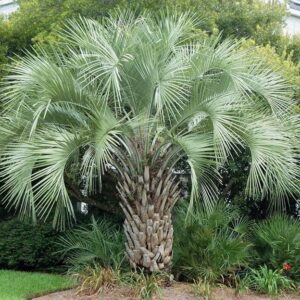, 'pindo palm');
0,12,299,272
